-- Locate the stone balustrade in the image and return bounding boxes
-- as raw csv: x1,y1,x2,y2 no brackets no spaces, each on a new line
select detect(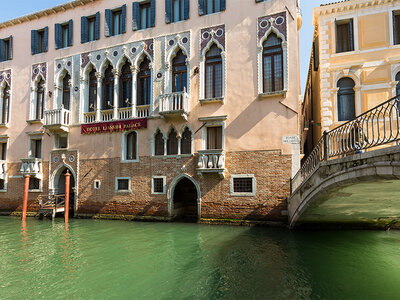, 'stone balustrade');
159,91,189,119
44,108,71,132
197,150,225,178
20,158,43,179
